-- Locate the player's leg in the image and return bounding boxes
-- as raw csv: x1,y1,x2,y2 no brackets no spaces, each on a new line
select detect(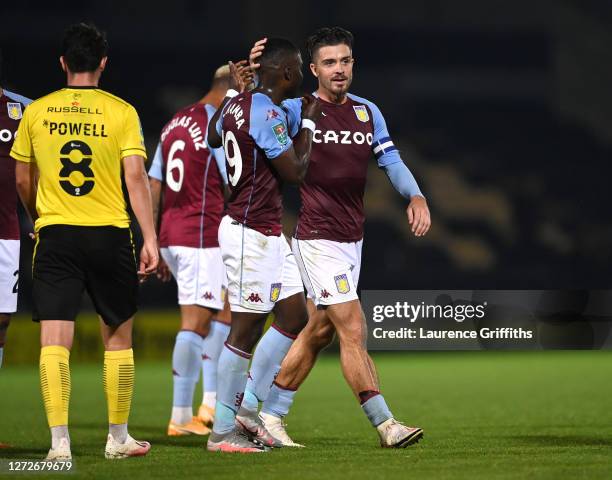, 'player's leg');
99,317,150,458
0,238,20,368
33,227,84,461
241,239,307,415
260,300,336,446
207,216,282,453
85,226,150,459
0,314,9,368
208,310,270,452
163,247,213,436
199,300,231,426
326,299,422,448
40,320,74,460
